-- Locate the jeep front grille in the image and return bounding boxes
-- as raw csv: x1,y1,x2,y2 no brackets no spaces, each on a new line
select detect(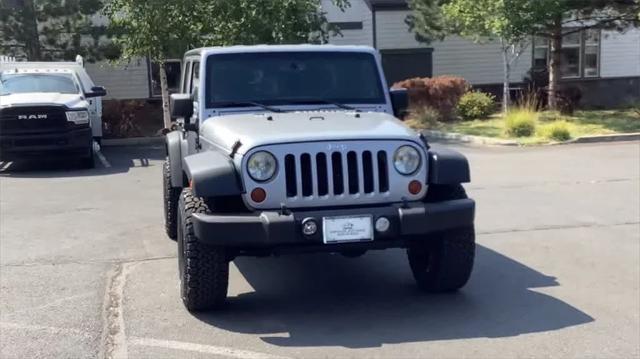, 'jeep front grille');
283,150,389,198
241,140,428,209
